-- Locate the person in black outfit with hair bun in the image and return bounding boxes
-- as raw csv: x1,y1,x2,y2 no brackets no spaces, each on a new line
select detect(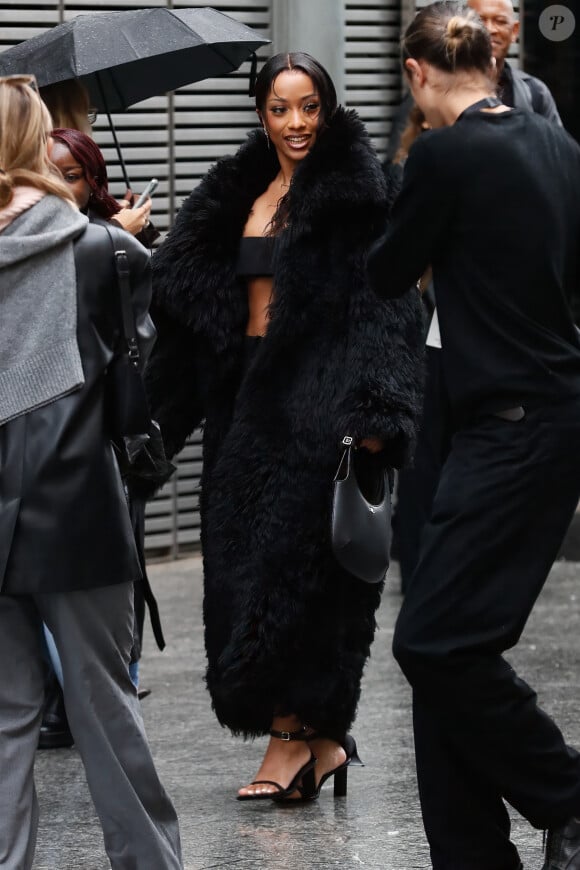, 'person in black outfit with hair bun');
368,3,580,869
